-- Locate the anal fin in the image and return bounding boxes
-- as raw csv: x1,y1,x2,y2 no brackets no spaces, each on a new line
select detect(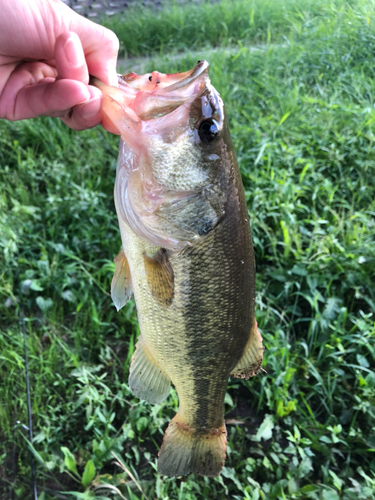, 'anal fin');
111,248,133,311
129,336,171,404
230,321,264,379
